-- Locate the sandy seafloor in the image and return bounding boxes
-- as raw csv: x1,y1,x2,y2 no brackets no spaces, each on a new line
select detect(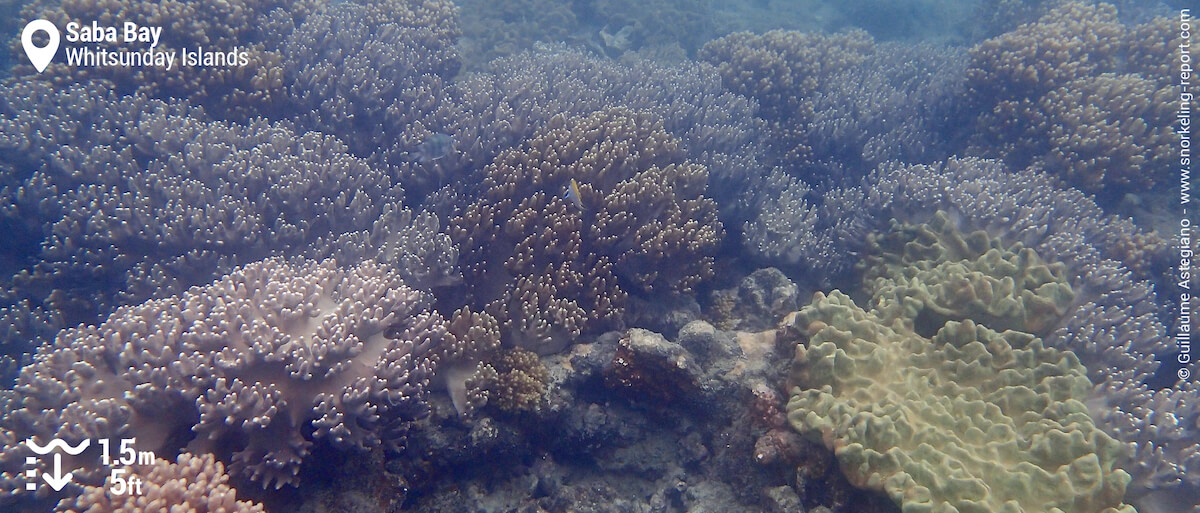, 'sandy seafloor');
0,0,1197,512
